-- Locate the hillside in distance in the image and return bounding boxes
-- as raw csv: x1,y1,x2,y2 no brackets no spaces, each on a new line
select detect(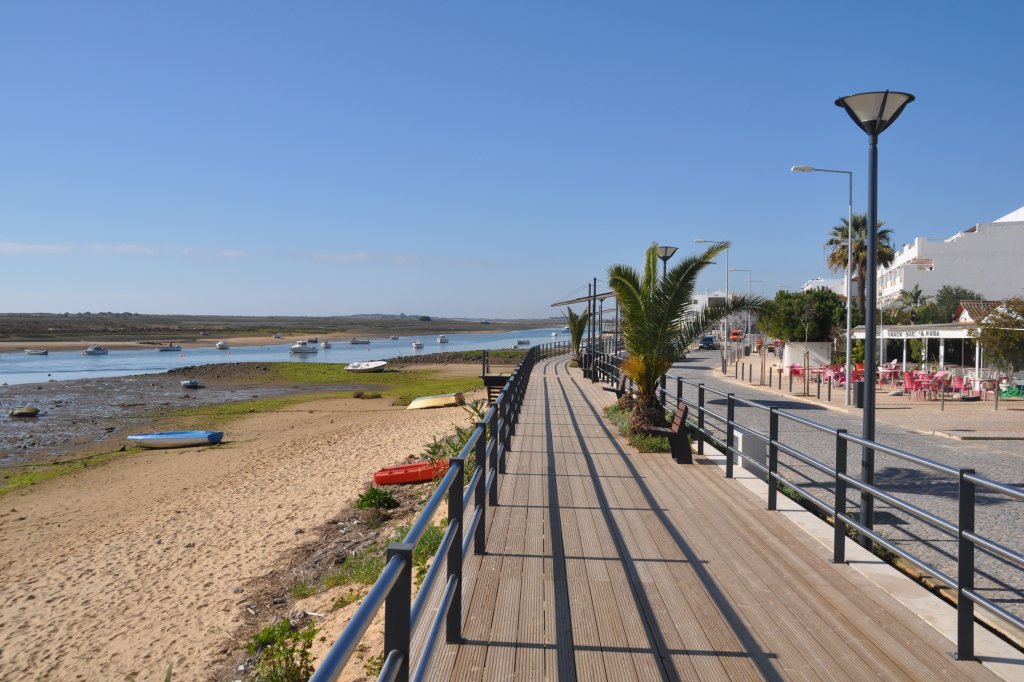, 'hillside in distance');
0,312,559,342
